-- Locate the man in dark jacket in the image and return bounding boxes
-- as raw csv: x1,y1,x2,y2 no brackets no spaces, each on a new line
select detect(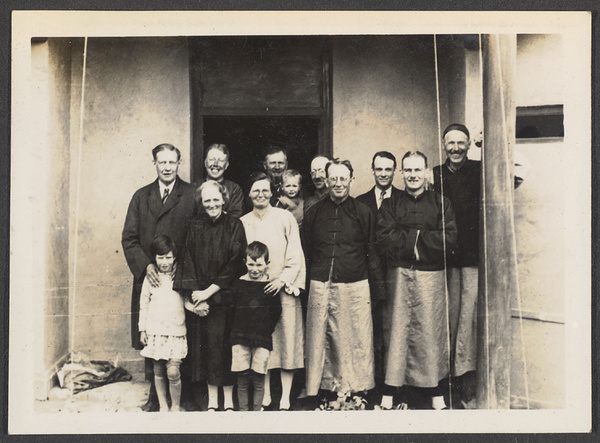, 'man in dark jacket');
377,151,457,410
199,143,245,218
356,151,402,214
432,124,480,408
122,143,197,411
303,159,384,406
356,151,403,391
